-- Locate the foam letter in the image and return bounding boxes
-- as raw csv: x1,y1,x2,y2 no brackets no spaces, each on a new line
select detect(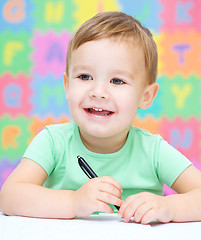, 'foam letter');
4,41,24,66
3,0,25,23
176,1,193,23
2,126,20,149
171,84,192,108
4,84,21,107
172,44,191,65
42,85,63,107
45,1,64,23
170,128,192,149
46,42,64,62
